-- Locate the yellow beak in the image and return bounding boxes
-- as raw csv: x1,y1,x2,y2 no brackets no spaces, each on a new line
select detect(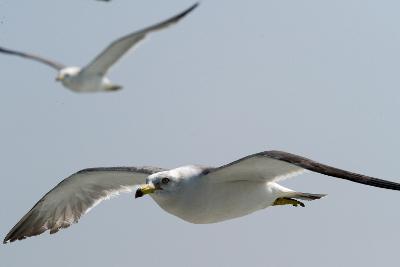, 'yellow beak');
55,75,63,81
135,184,156,198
